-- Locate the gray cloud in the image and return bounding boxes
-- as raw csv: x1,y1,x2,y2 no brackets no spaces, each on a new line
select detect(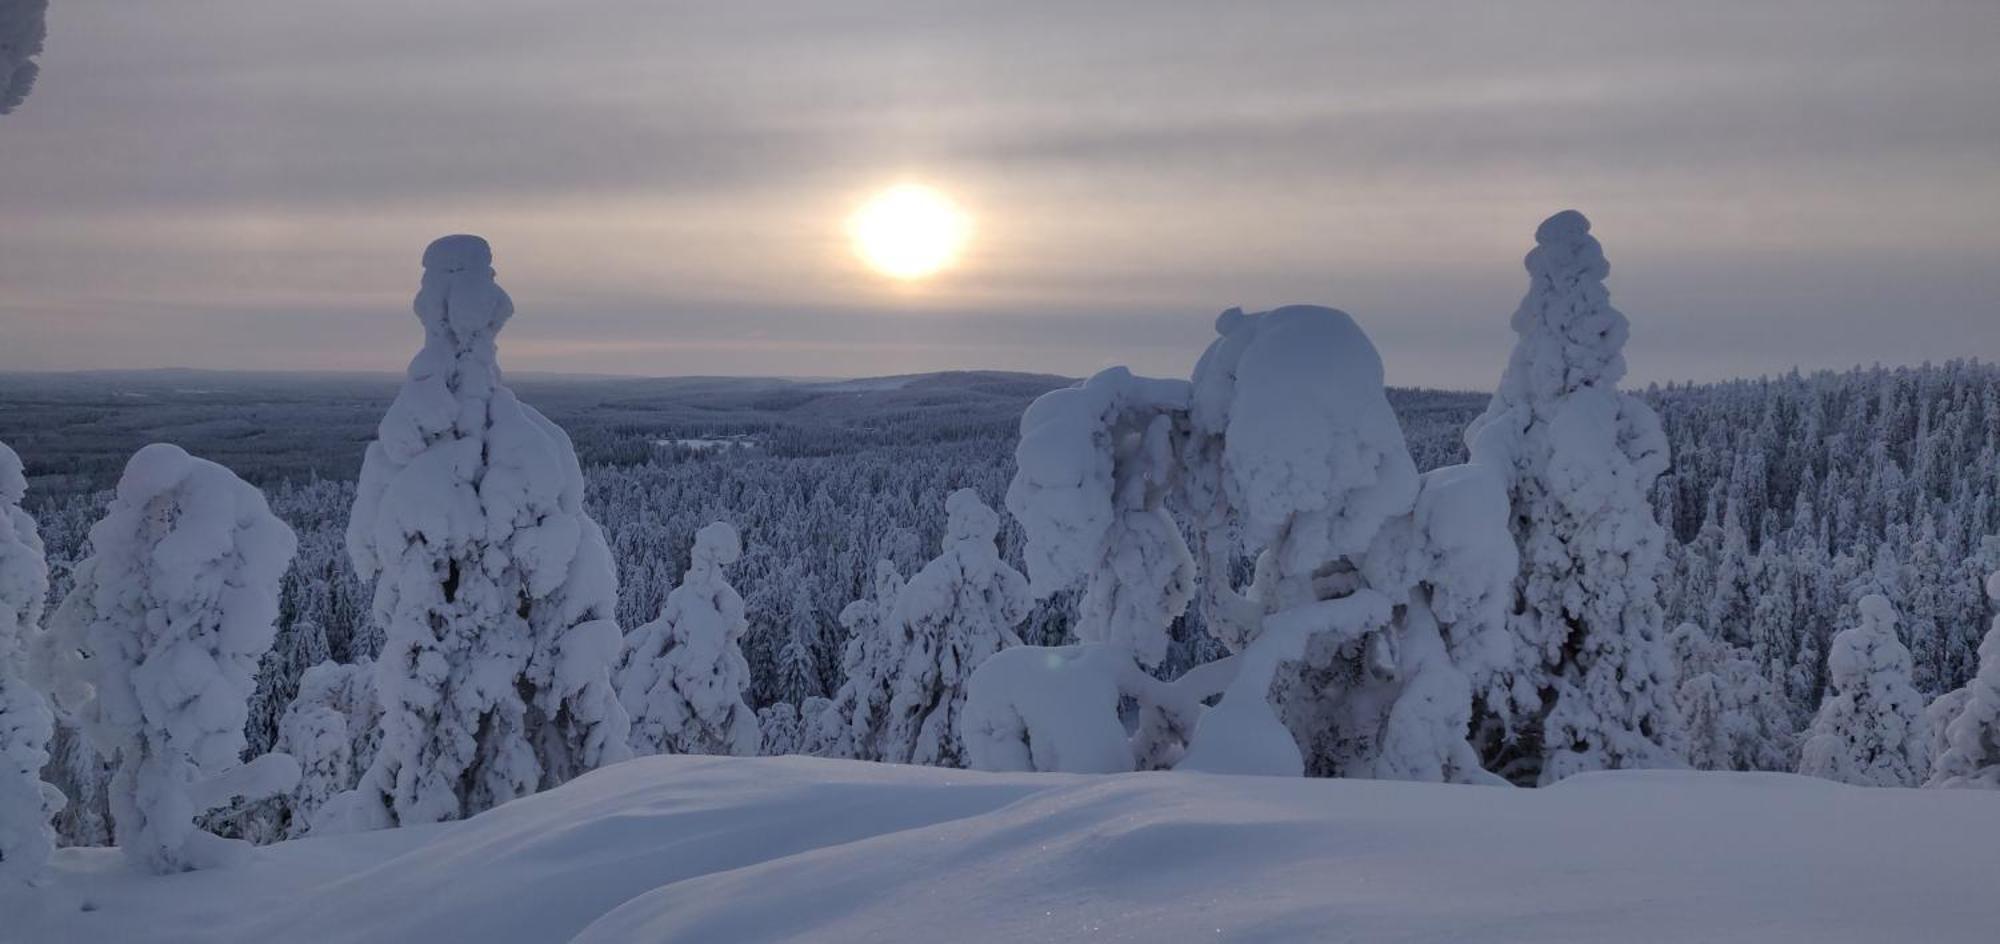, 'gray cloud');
1,1,1997,385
